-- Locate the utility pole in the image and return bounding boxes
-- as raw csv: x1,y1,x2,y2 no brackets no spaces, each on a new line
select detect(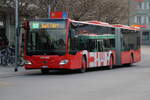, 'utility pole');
128,0,130,26
15,0,19,72
48,5,51,18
